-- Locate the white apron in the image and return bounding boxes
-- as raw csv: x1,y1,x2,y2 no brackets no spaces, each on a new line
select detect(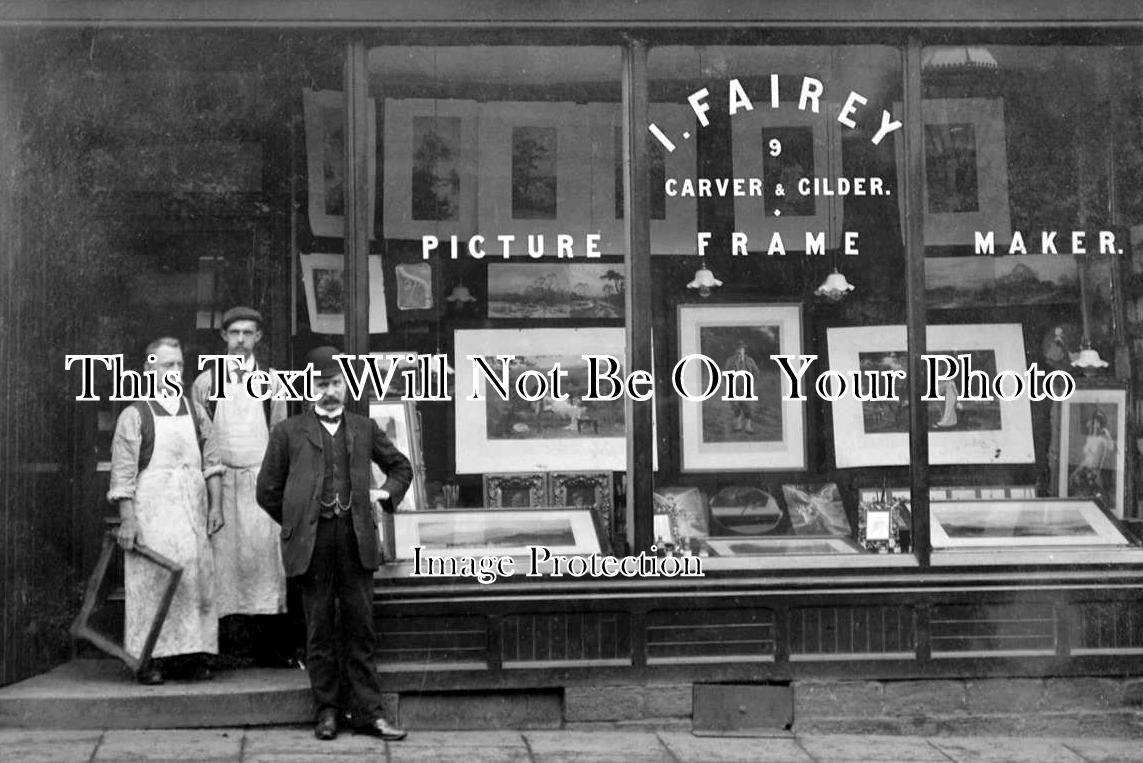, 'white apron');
125,406,218,658
210,380,287,617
